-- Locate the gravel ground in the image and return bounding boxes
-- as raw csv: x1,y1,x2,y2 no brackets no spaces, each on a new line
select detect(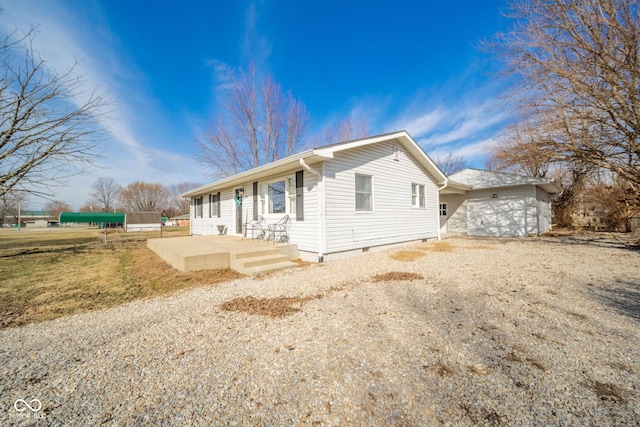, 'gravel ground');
1,234,639,426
